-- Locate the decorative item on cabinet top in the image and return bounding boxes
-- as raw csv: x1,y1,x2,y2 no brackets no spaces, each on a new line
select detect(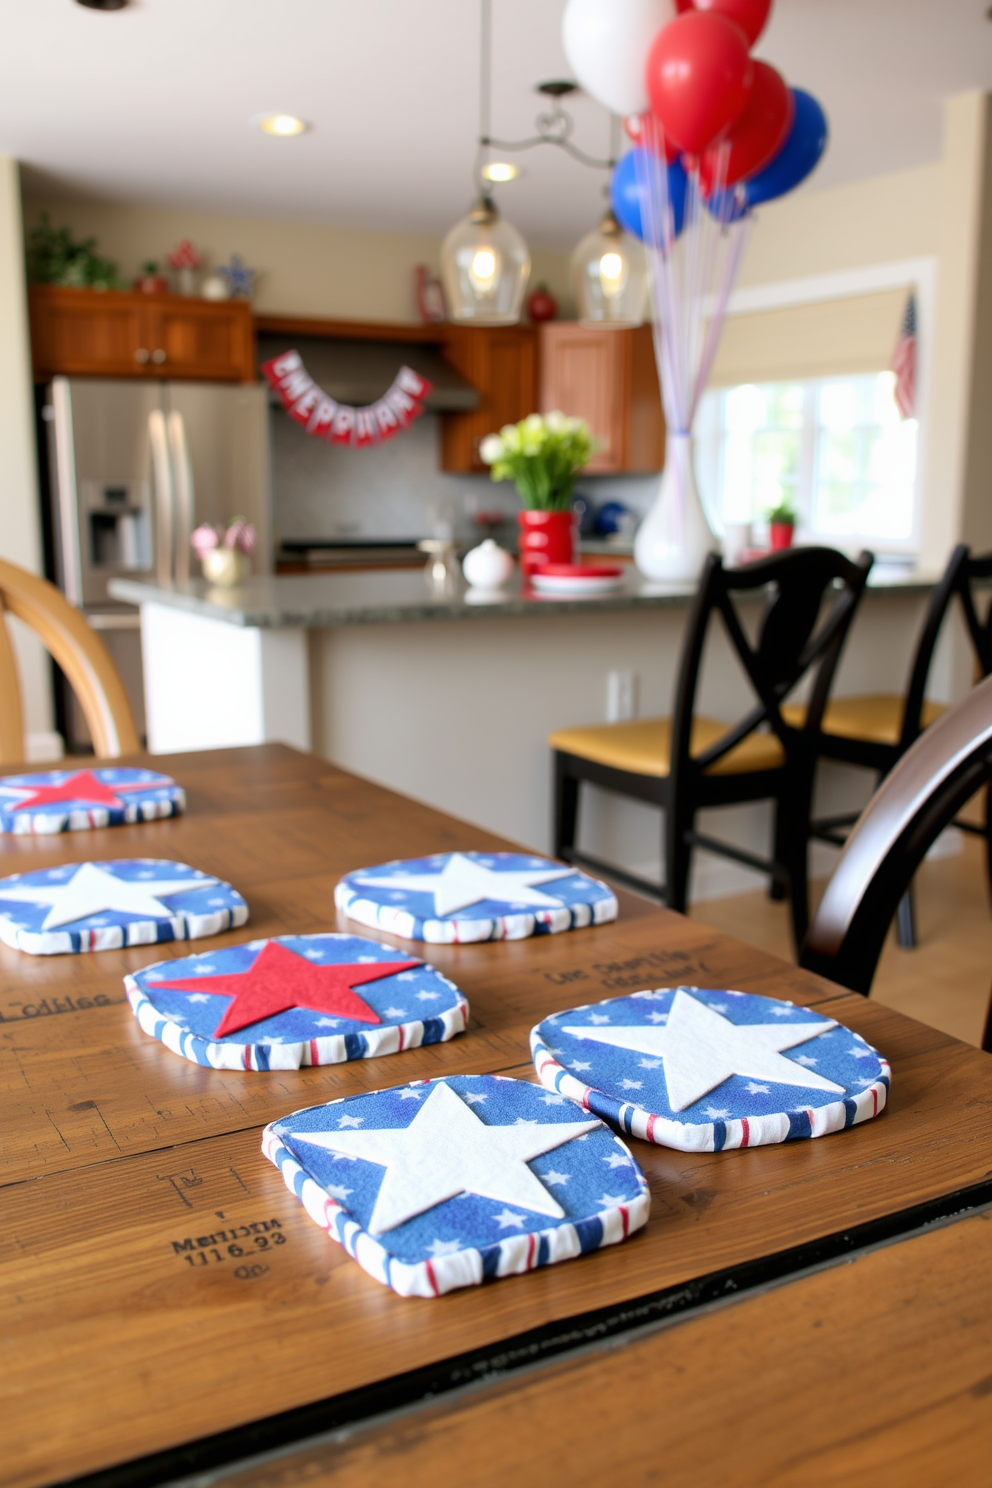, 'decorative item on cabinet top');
28,284,255,384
